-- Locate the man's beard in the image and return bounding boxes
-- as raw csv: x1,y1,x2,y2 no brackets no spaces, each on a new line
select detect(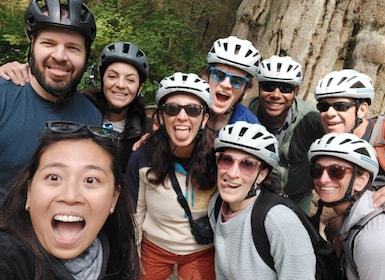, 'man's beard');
29,49,84,100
